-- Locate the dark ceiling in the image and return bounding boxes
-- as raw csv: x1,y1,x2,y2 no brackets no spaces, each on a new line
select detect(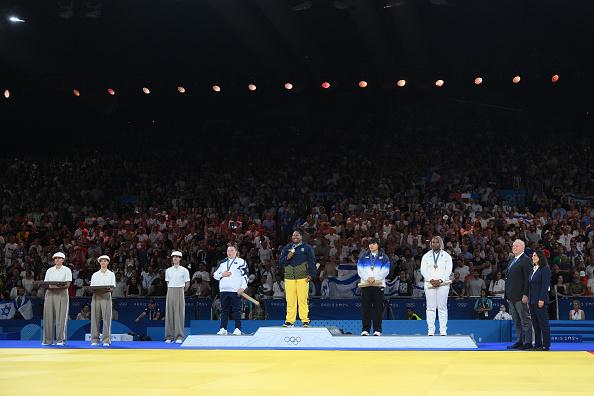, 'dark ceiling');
0,0,593,124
